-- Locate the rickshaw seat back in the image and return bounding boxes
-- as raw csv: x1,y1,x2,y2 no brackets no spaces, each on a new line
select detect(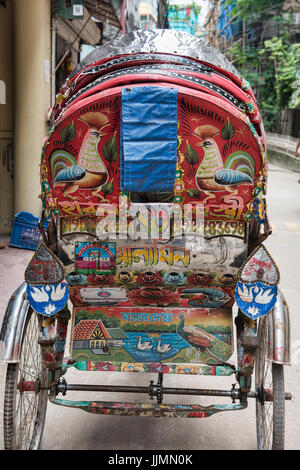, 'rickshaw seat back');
38,30,269,373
